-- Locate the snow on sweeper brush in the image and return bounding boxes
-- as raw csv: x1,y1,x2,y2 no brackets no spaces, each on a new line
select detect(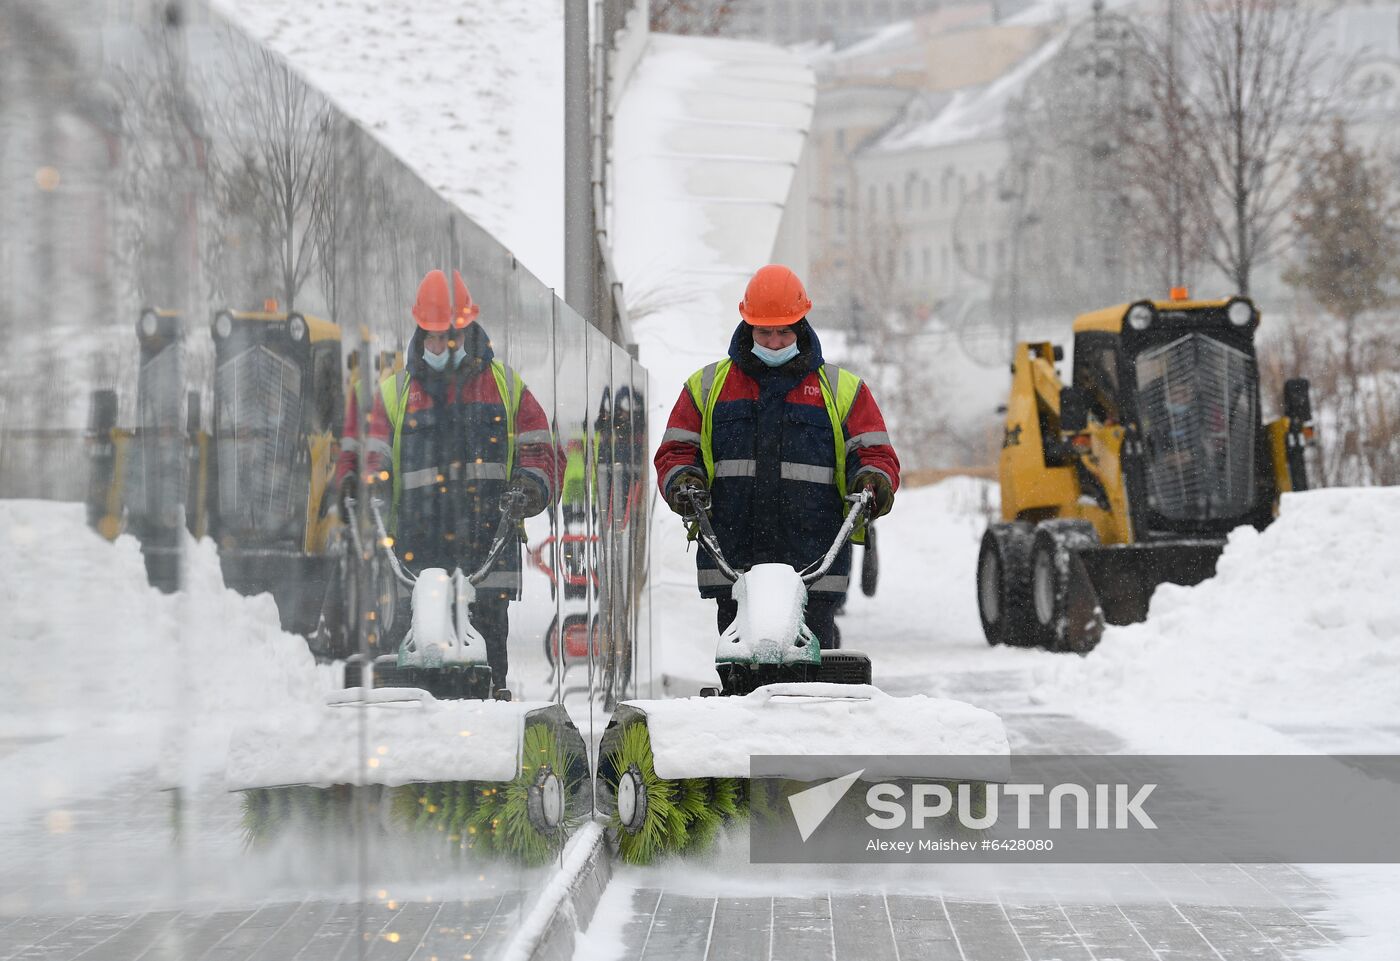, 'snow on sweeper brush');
594,488,1010,863
227,491,589,865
